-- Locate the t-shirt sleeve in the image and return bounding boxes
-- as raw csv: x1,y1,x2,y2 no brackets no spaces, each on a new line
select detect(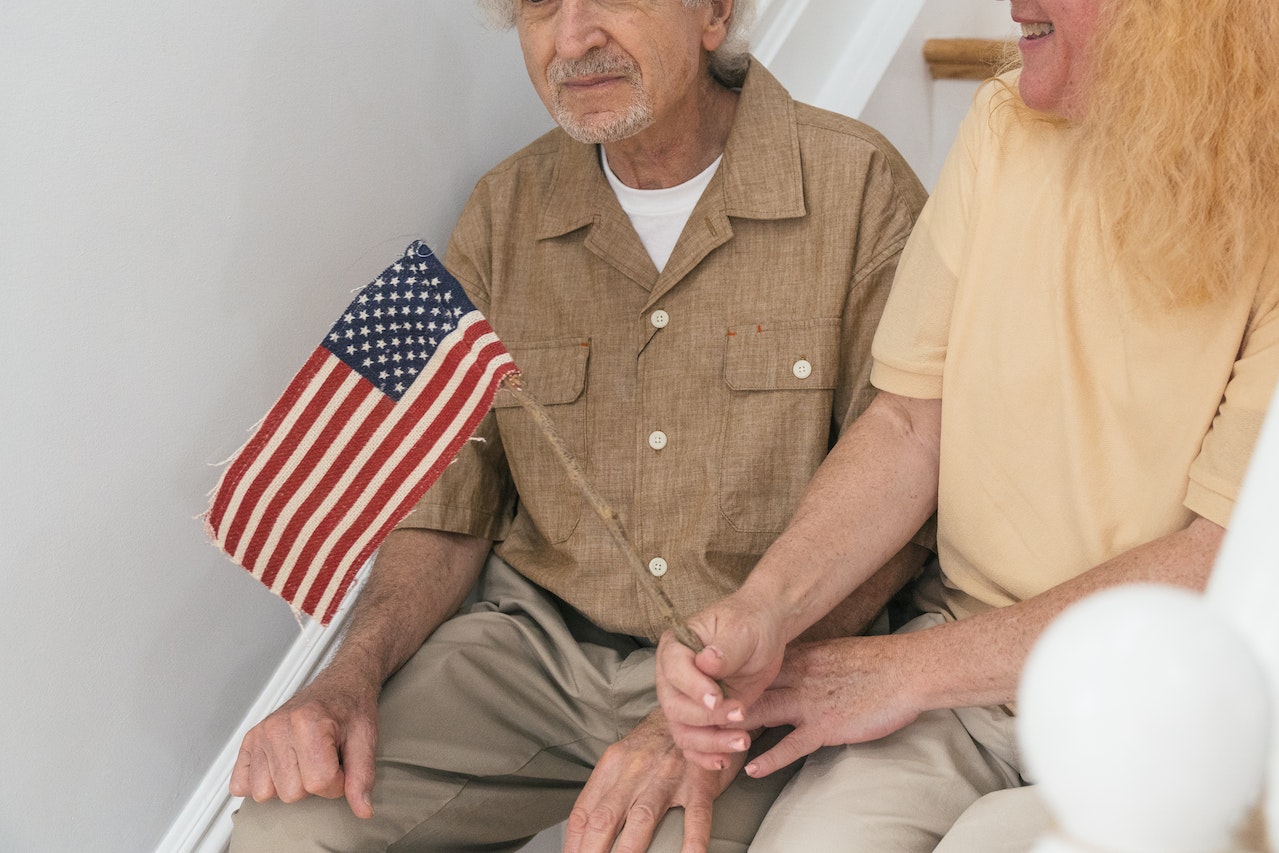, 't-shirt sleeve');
1187,275,1279,526
870,81,999,400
